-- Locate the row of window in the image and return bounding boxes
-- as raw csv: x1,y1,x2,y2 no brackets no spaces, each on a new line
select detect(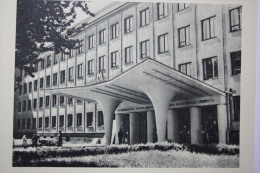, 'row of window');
29,4,241,73
17,111,104,130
